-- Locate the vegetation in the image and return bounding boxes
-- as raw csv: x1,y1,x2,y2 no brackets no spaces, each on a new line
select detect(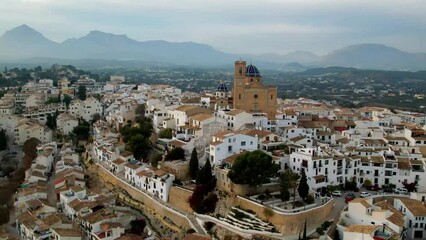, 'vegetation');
77,85,87,100
403,182,417,192
280,168,300,207
72,124,90,141
188,180,218,214
45,95,61,104
298,169,309,200
263,207,274,221
158,128,172,139
165,147,185,161
62,95,72,108
0,129,7,150
363,179,372,187
129,219,146,235
227,150,279,187
120,118,153,160
23,137,41,166
46,110,60,130
126,134,150,160
189,148,199,179
150,152,162,168
196,160,213,185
